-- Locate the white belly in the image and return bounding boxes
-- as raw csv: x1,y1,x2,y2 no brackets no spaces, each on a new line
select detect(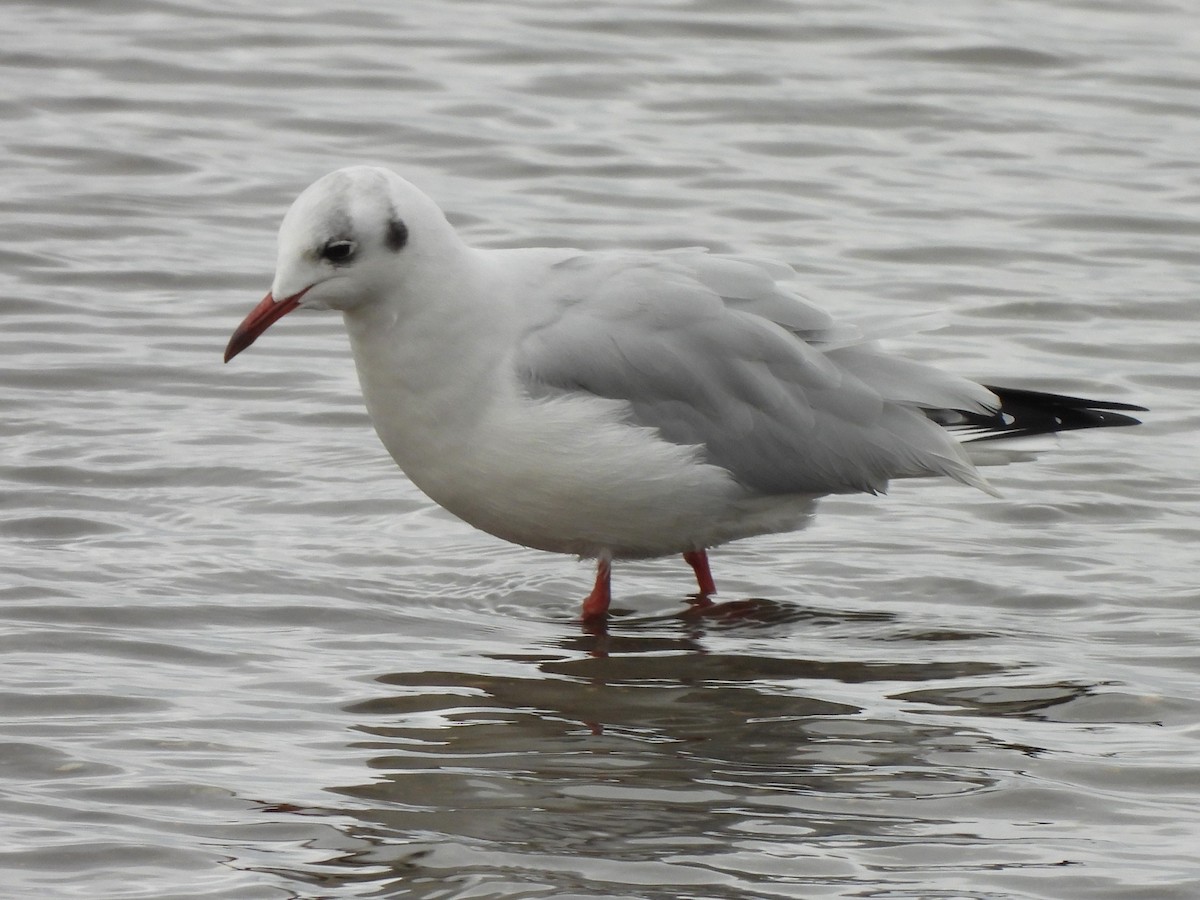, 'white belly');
368,386,816,558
